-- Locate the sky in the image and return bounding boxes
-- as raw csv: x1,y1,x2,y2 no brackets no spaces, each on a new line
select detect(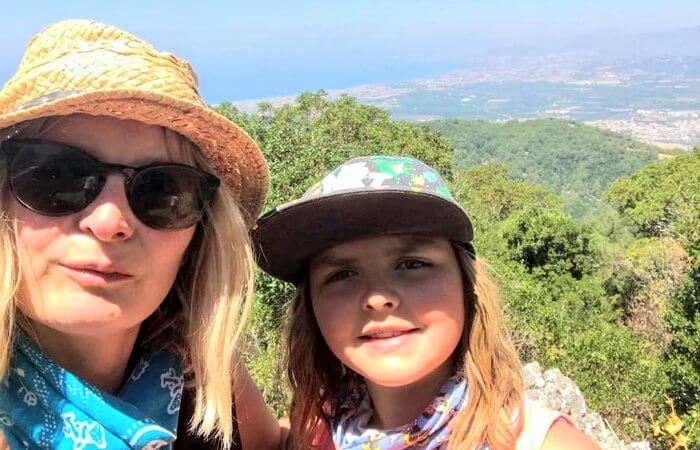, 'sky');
1,0,698,102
